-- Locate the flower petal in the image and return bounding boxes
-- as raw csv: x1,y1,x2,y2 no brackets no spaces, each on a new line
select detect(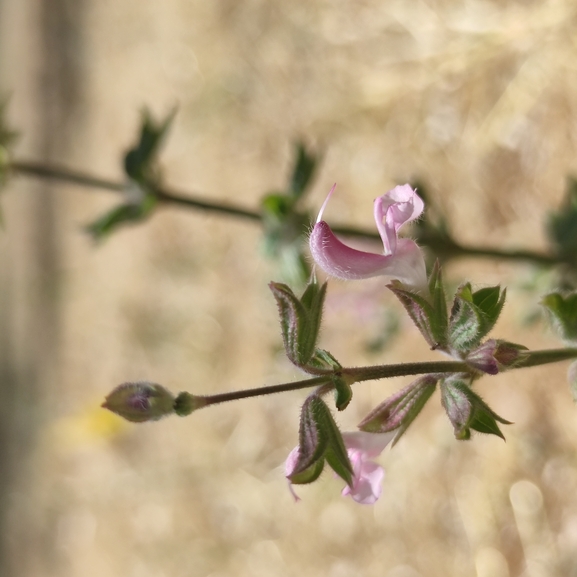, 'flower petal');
284,446,302,502
309,221,426,289
341,458,384,504
374,185,424,255
341,431,395,457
